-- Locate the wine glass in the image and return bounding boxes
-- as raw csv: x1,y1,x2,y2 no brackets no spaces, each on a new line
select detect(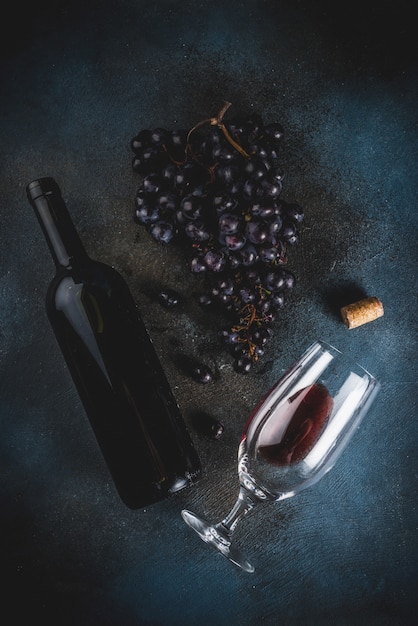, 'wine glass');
182,340,380,573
